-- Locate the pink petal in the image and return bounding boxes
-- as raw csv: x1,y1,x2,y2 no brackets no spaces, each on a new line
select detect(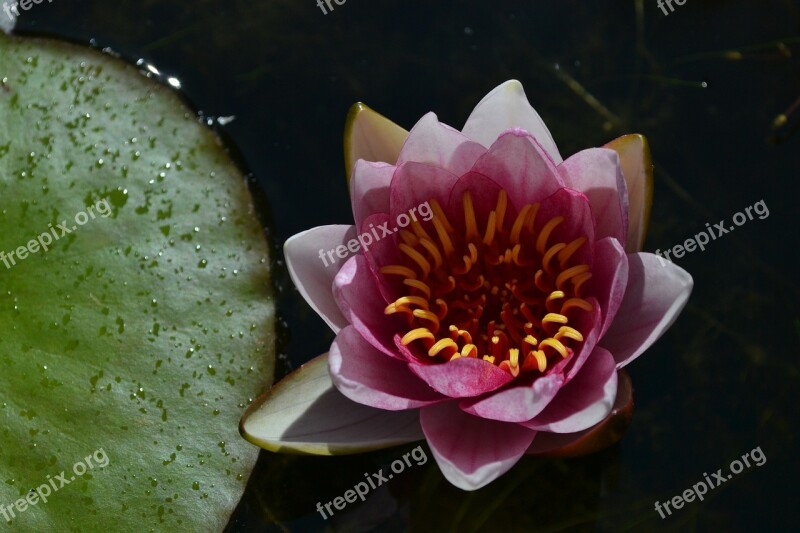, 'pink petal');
350,160,395,228
599,252,693,367
558,148,628,244
525,368,633,456
408,357,514,398
333,255,404,358
329,325,444,410
285,225,355,333
397,112,487,176
470,130,564,212
420,401,536,490
588,237,629,338
241,353,424,454
389,161,460,223
522,347,617,433
459,371,564,423
462,80,563,163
